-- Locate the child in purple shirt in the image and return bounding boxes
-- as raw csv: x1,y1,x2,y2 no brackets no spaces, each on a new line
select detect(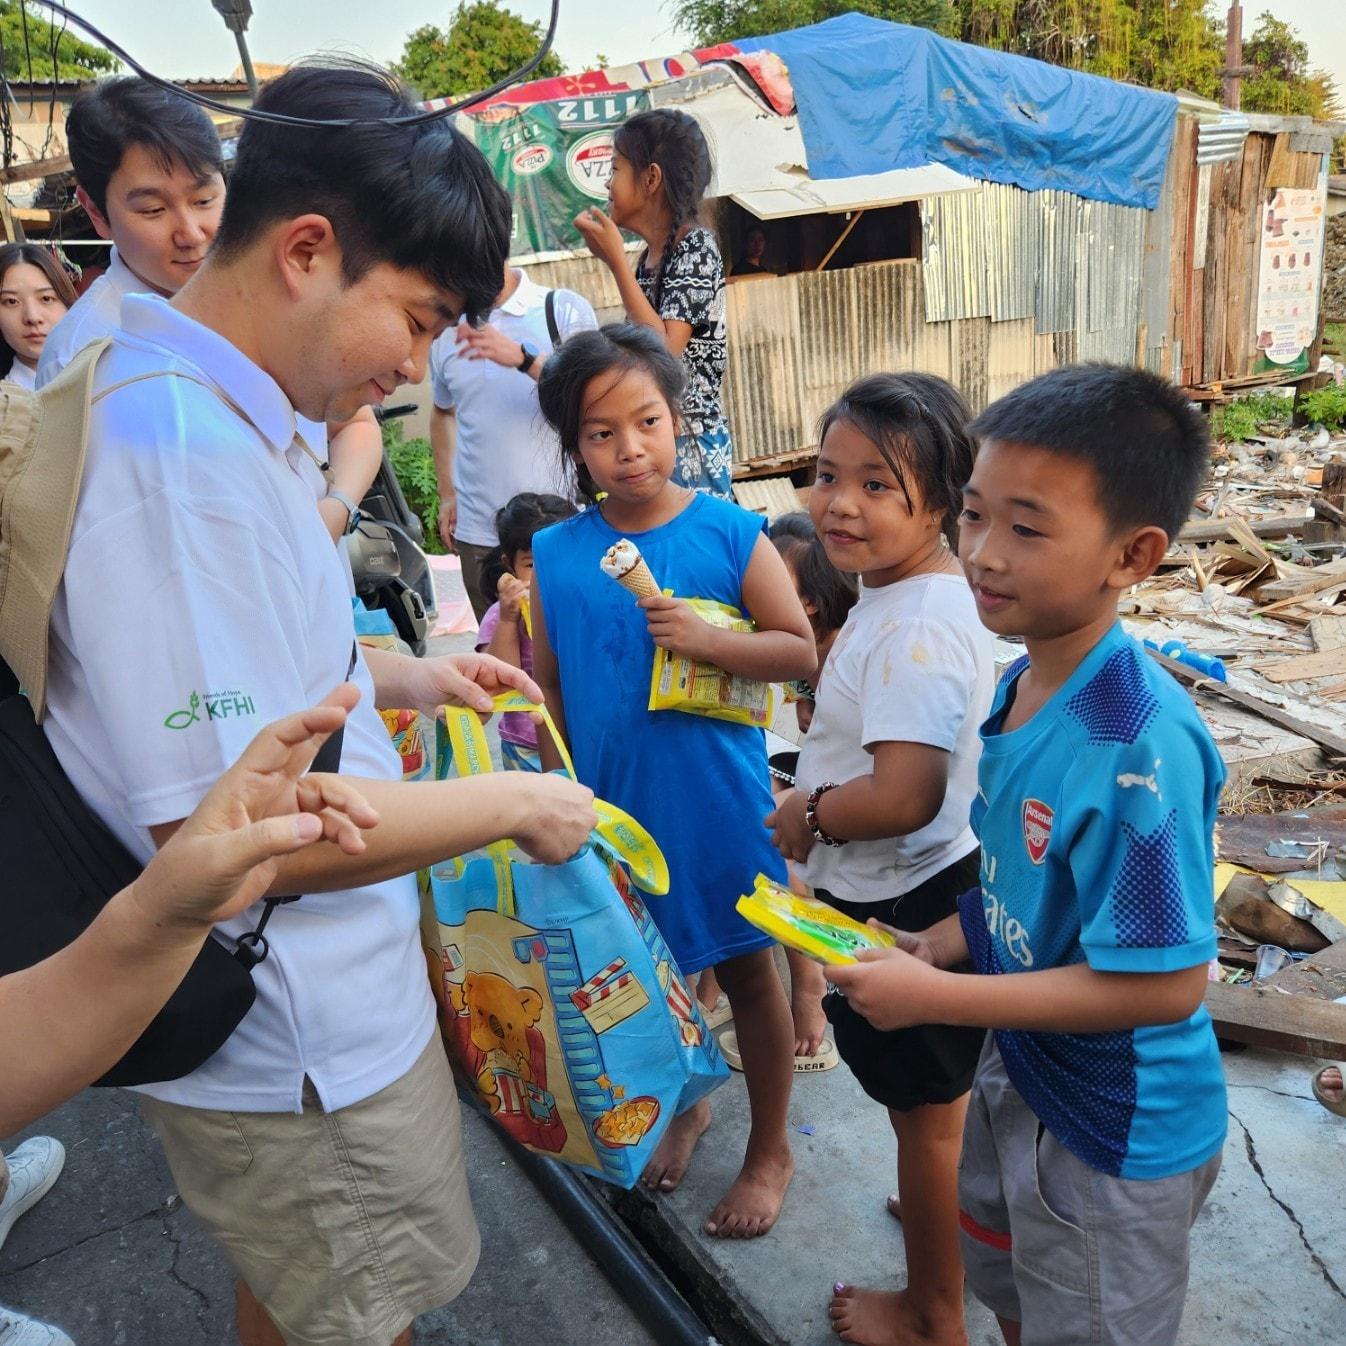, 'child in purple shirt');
475,493,576,769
